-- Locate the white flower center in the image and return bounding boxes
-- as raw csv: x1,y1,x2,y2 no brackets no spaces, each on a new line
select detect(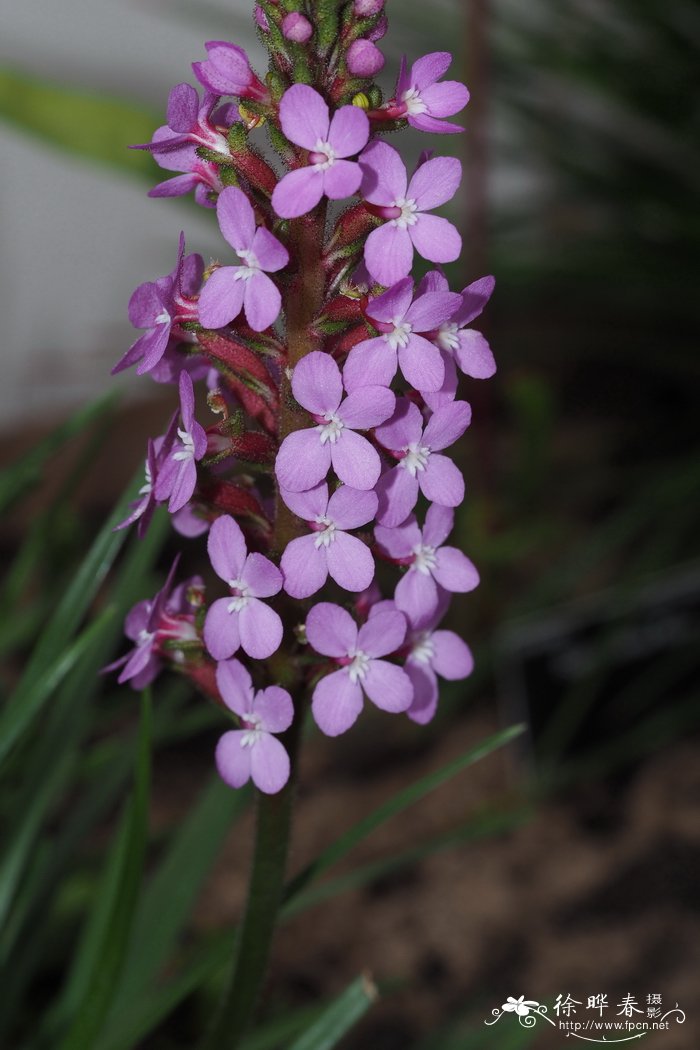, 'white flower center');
412,543,437,575
240,712,264,748
391,197,418,229
386,318,412,350
437,321,460,352
401,86,428,116
173,427,195,461
155,308,171,326
138,460,153,496
137,628,155,647
347,648,370,683
400,442,430,476
227,578,251,613
309,138,337,170
235,249,261,280
313,515,337,548
317,411,344,444
411,631,435,665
